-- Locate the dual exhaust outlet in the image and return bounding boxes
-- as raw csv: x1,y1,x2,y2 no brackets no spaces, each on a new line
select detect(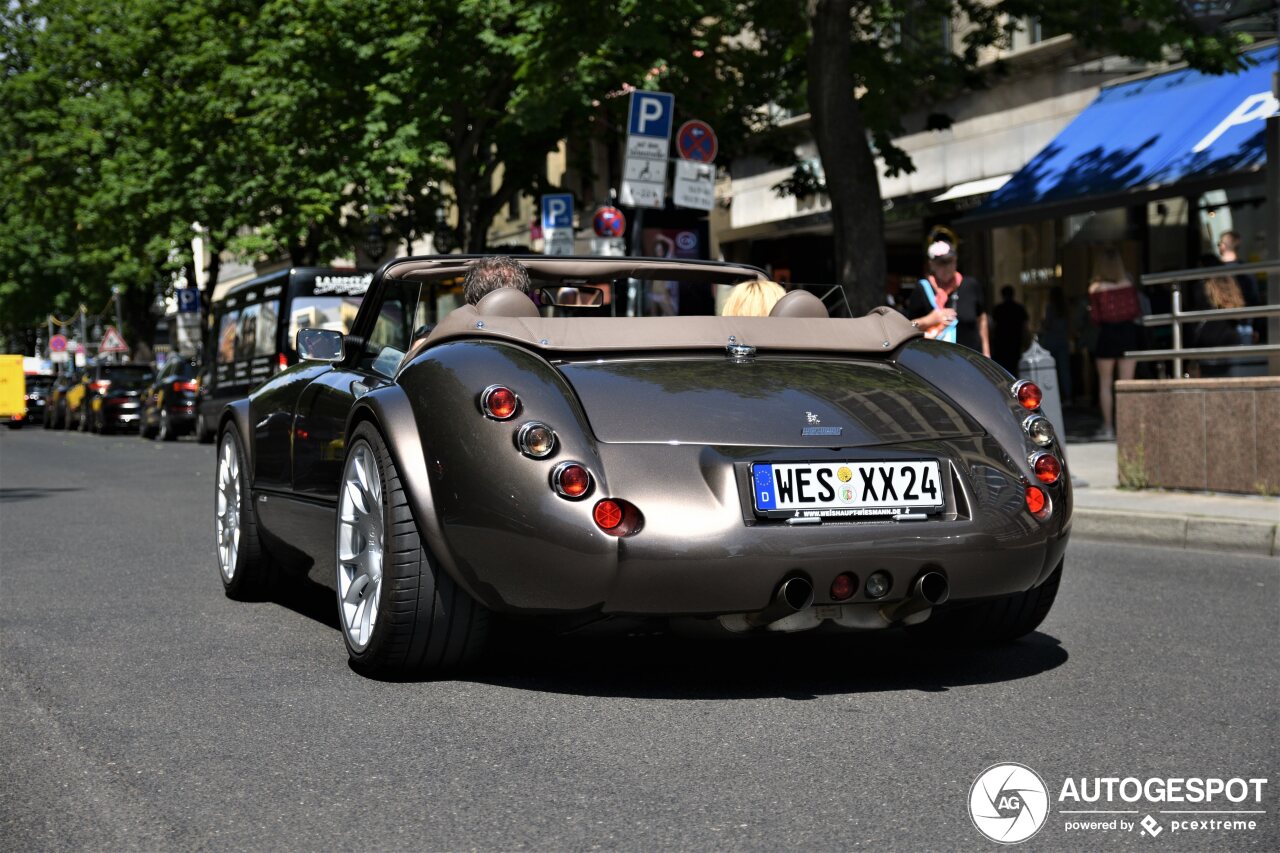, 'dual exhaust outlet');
746,572,950,629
